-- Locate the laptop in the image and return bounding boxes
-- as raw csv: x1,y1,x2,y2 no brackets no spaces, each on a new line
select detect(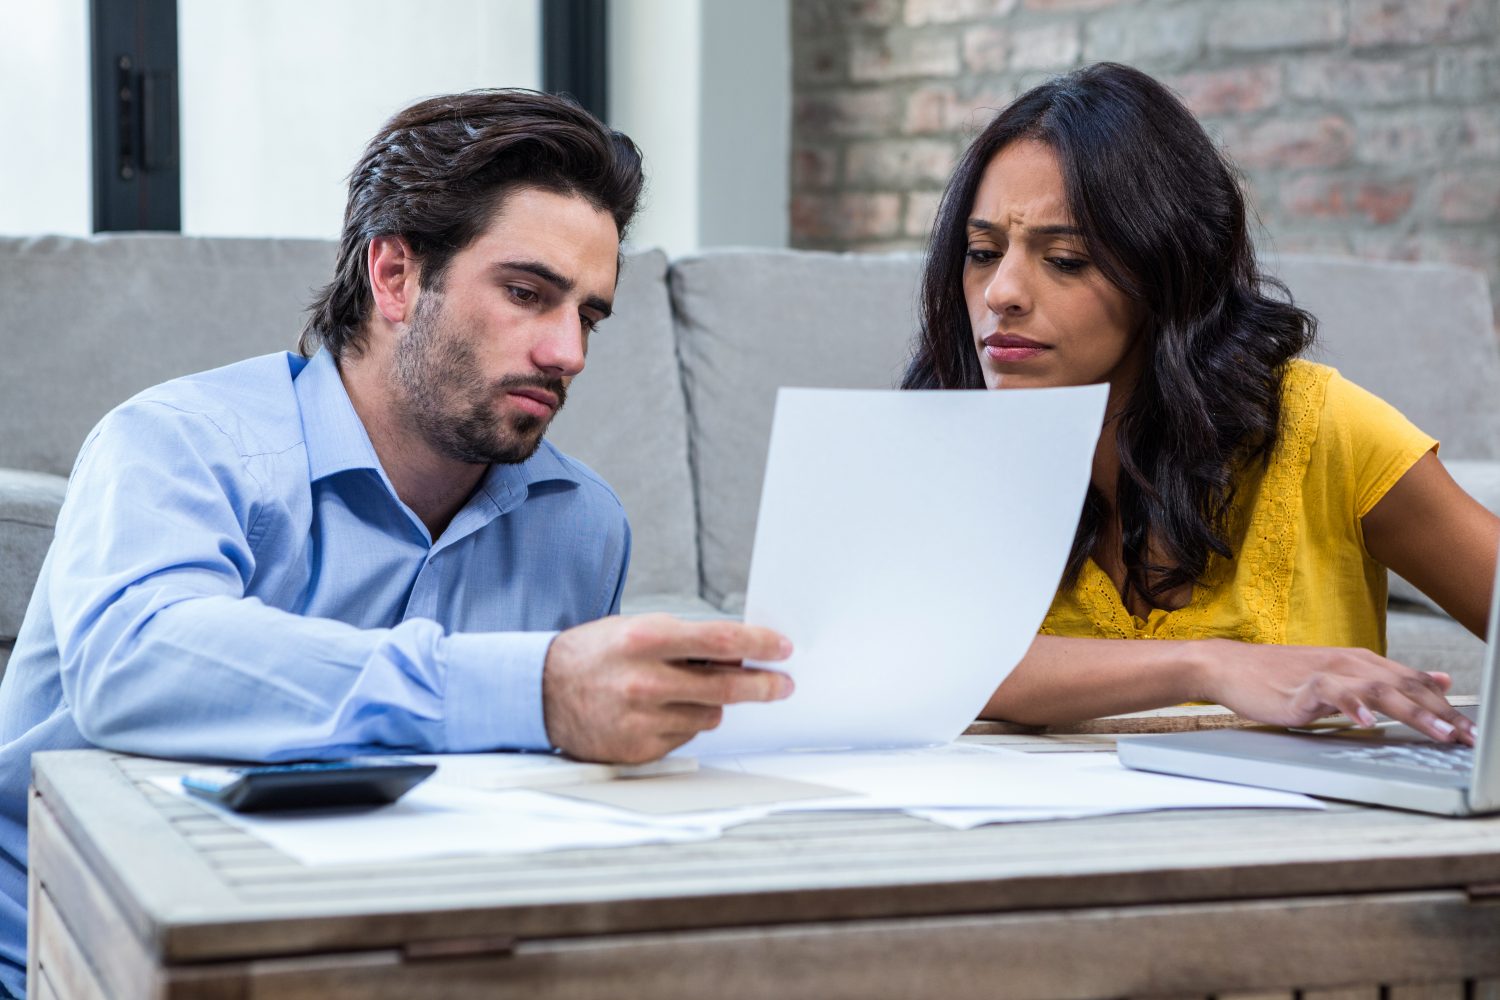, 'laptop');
1118,563,1500,816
